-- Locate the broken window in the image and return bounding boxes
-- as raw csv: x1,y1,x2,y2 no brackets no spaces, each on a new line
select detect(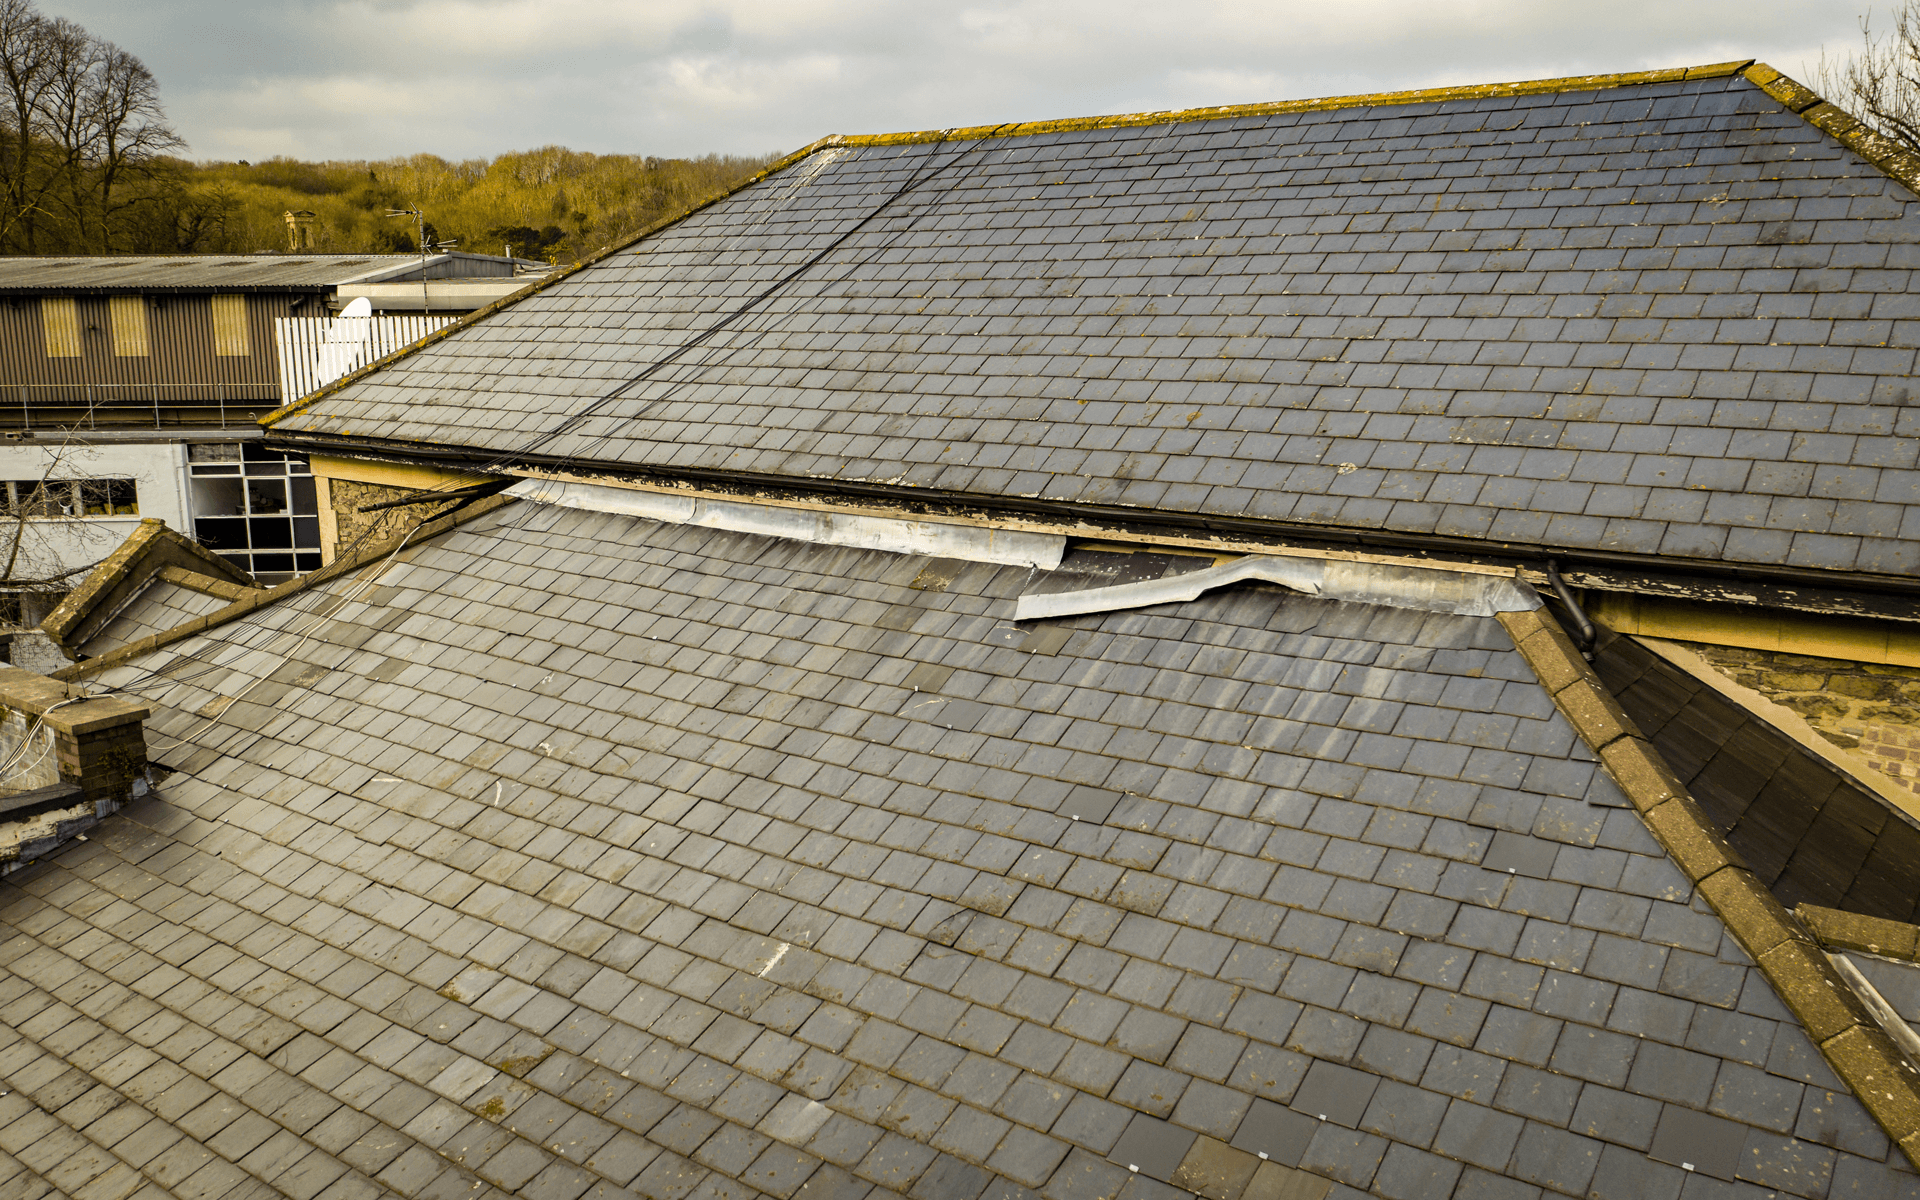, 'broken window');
0,478,136,517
